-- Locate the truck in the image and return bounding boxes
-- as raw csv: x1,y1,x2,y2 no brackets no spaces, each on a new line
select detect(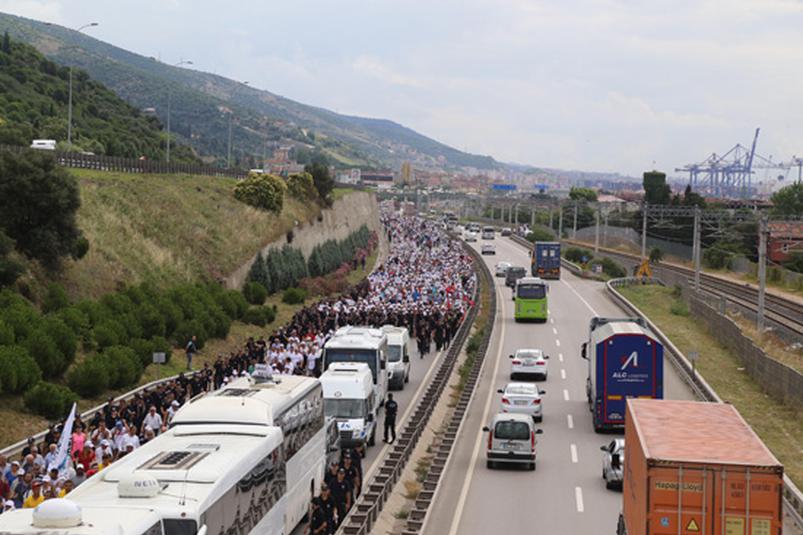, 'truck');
382,325,411,390
532,241,560,279
320,362,377,448
322,326,388,409
581,317,663,432
618,399,784,535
